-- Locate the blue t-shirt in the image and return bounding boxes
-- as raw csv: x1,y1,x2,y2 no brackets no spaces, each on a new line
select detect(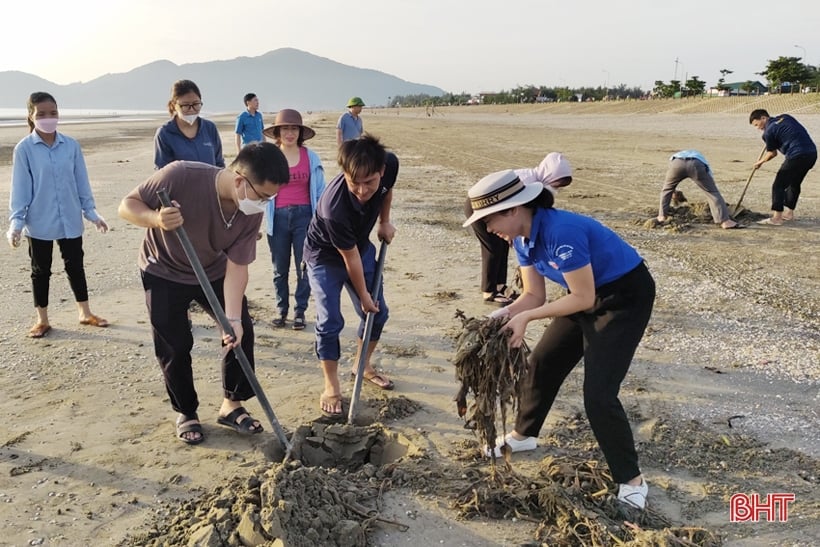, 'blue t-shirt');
336,111,363,142
513,208,642,289
235,110,264,145
762,114,817,159
304,152,398,267
154,117,225,169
